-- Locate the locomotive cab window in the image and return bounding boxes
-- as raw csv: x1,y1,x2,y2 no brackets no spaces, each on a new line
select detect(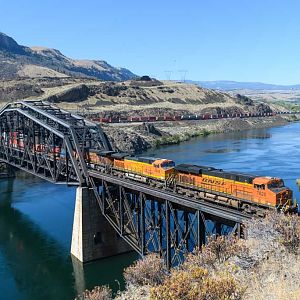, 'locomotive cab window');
254,184,265,190
161,161,175,169
268,180,284,189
